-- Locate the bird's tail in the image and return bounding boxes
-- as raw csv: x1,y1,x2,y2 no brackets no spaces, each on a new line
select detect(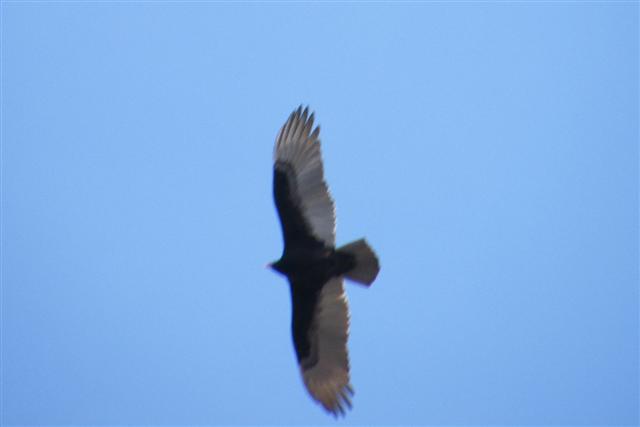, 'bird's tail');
338,238,380,286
